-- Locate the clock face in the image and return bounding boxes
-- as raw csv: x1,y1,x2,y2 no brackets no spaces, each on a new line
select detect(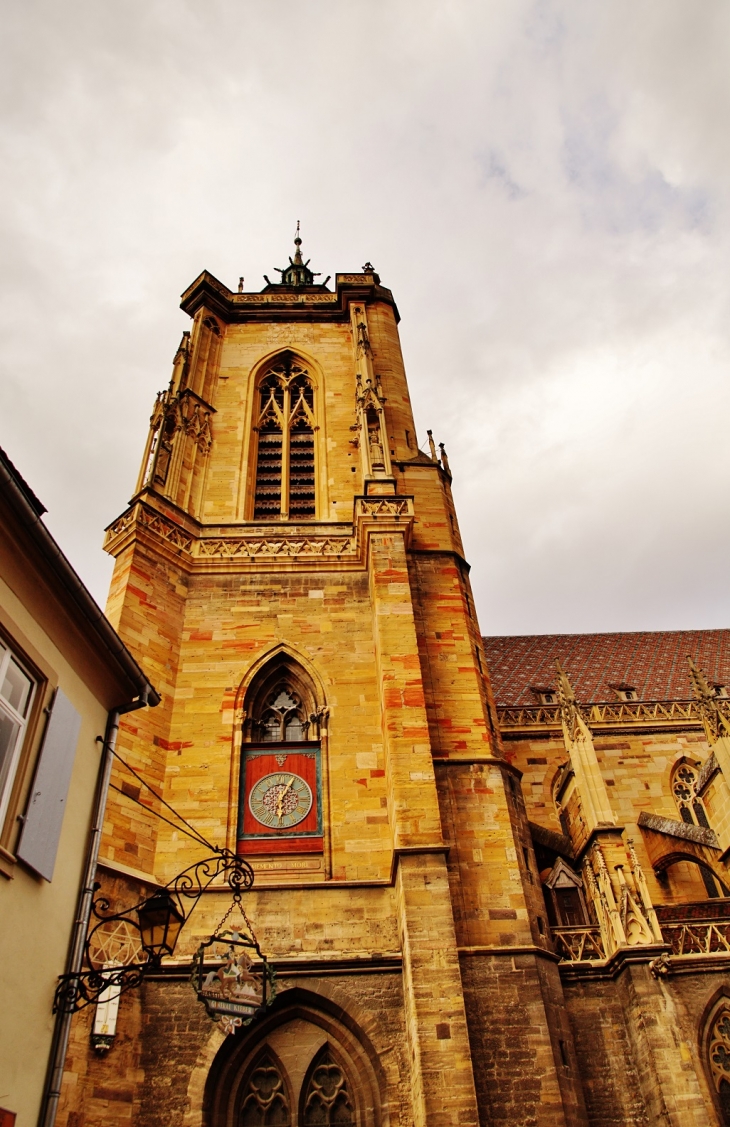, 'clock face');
248,771,313,830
